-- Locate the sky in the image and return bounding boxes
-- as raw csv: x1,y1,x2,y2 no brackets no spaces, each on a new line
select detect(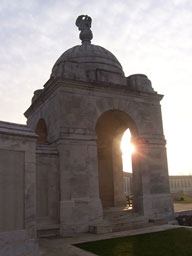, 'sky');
0,0,192,175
